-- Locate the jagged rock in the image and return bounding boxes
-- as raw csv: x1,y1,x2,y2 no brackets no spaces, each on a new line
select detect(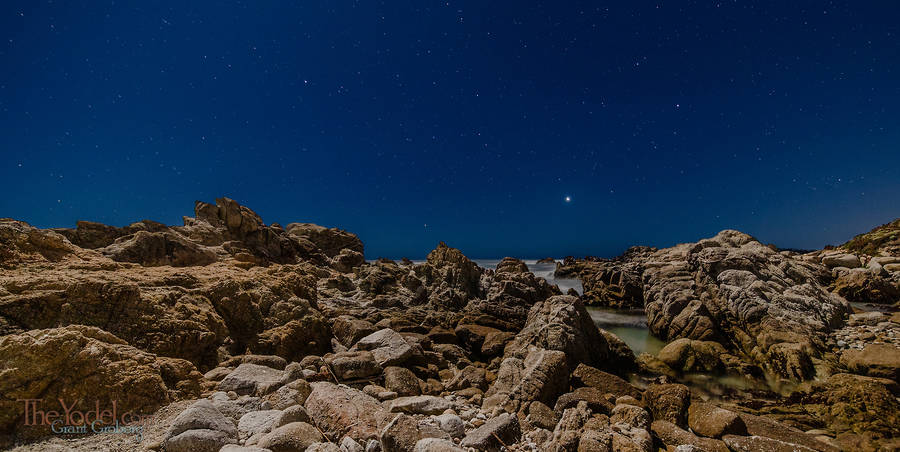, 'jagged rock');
333,316,378,347
0,219,77,265
0,325,199,439
483,348,568,413
305,382,390,443
643,230,850,380
459,412,520,451
417,242,482,310
286,222,364,258
218,363,286,396
610,403,651,430
831,270,900,305
333,249,365,273
548,400,611,451
257,421,323,452
526,401,559,430
222,354,289,370
644,383,690,428
687,402,746,438
101,230,216,267
789,374,898,445
504,295,611,372
307,443,342,452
